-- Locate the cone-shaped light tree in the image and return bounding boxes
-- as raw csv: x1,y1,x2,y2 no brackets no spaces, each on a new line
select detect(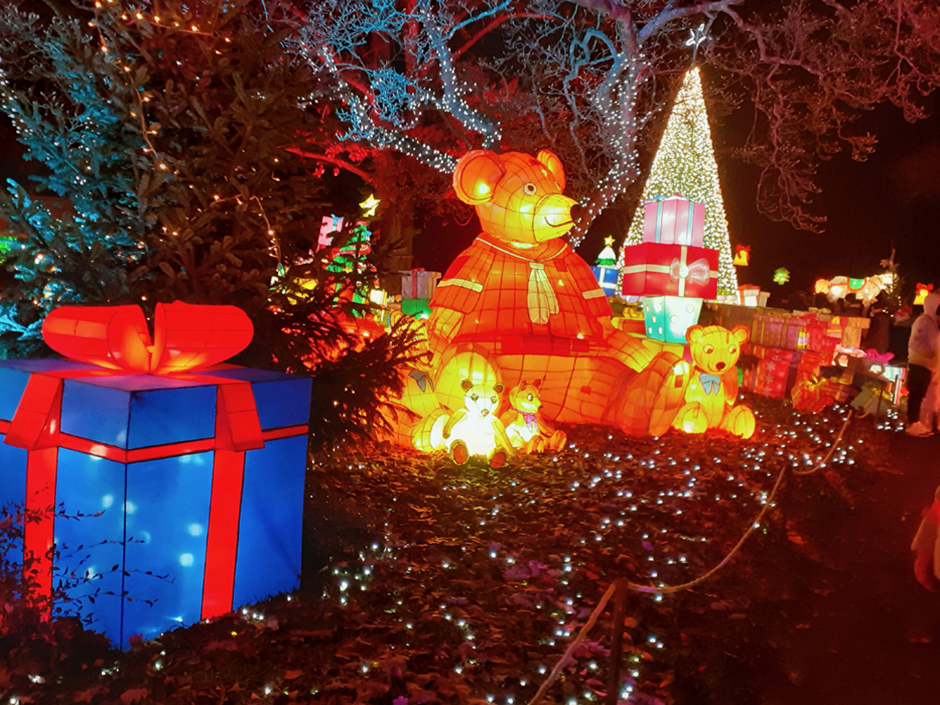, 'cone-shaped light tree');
620,67,738,296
